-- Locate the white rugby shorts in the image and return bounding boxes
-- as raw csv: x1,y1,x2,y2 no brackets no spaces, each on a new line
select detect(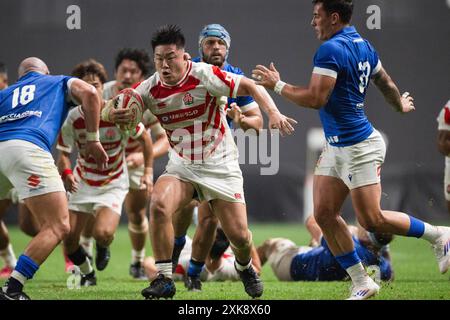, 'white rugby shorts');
0,140,65,200
315,130,386,189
